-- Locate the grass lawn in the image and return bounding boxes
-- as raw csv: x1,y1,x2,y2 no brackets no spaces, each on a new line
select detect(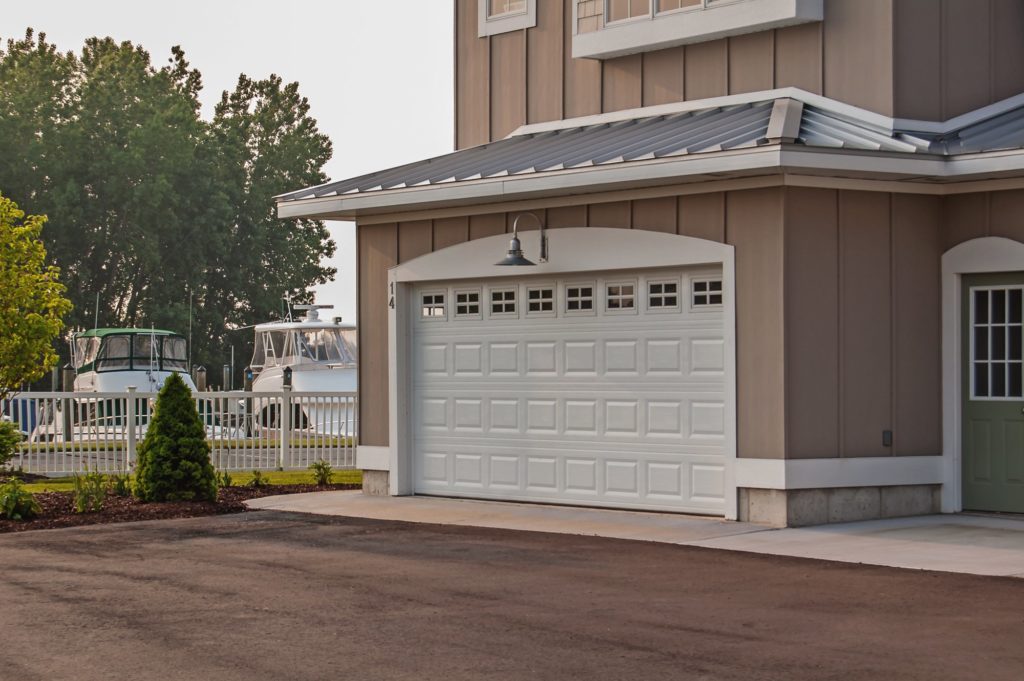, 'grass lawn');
21,468,363,493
